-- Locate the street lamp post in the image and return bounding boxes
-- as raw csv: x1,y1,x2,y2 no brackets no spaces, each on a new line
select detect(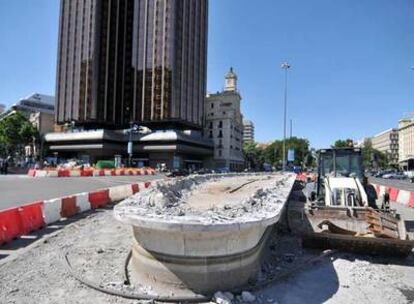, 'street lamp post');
127,122,139,167
281,62,291,171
